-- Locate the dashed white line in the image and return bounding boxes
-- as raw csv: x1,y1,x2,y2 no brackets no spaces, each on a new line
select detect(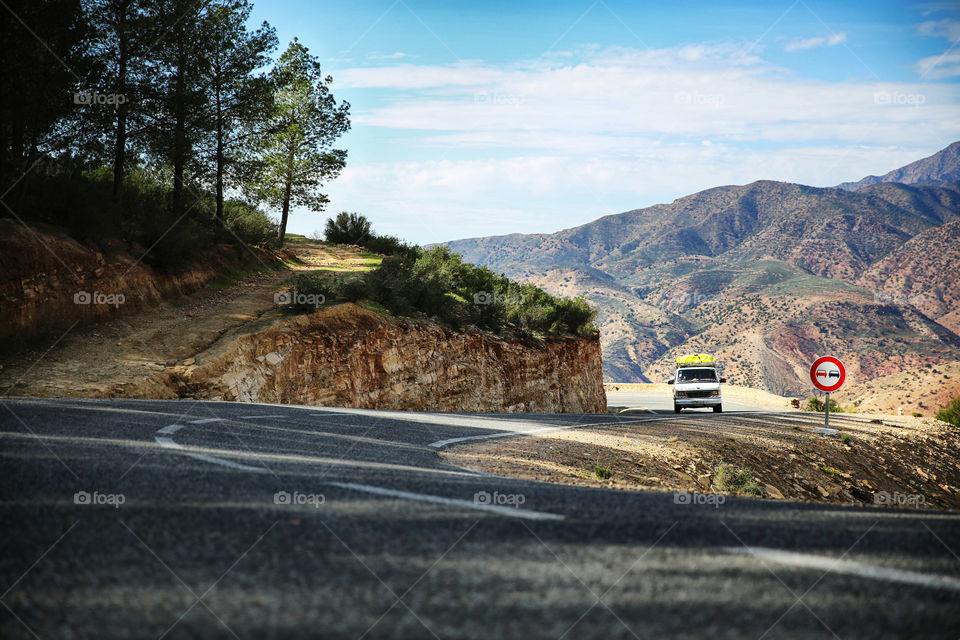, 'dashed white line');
156,424,185,436
428,416,665,448
726,547,960,592
237,414,286,419
154,424,265,472
189,418,224,424
327,481,565,521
